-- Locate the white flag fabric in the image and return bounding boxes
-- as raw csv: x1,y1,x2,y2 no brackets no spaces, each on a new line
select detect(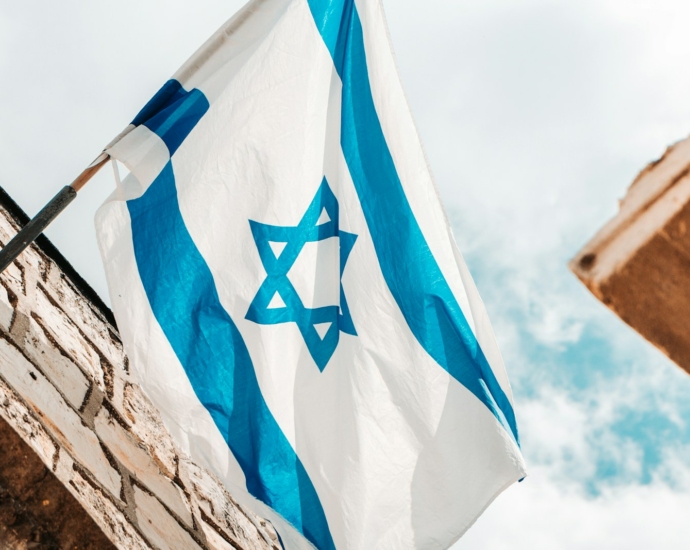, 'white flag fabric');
96,0,526,548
